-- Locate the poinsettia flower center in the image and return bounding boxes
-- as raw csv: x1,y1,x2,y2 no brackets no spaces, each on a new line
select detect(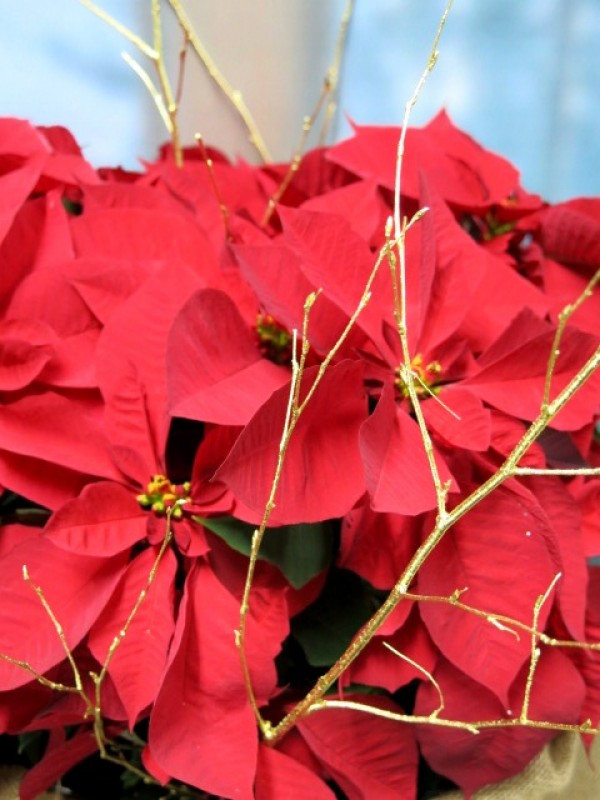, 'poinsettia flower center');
255,312,294,365
394,354,442,398
136,474,191,519
461,209,516,242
